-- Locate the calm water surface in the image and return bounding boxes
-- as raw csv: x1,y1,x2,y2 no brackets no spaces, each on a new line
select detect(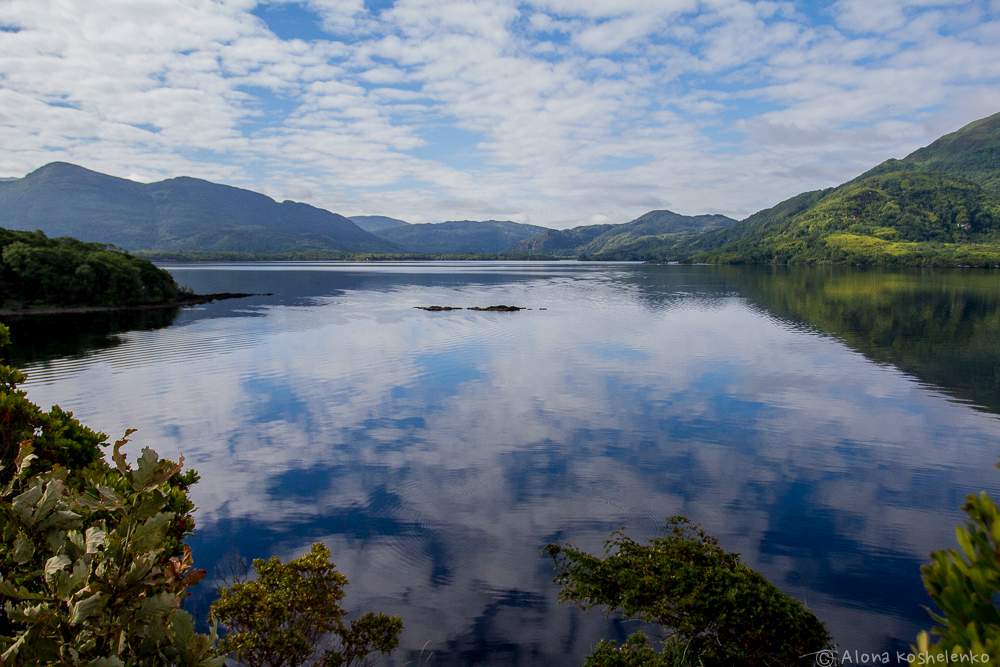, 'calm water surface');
9,262,1000,664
